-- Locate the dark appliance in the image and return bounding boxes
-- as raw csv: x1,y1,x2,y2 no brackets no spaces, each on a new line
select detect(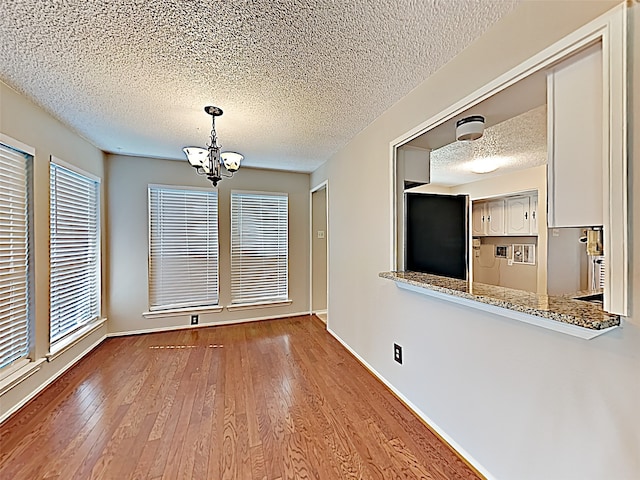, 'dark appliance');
405,193,468,280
